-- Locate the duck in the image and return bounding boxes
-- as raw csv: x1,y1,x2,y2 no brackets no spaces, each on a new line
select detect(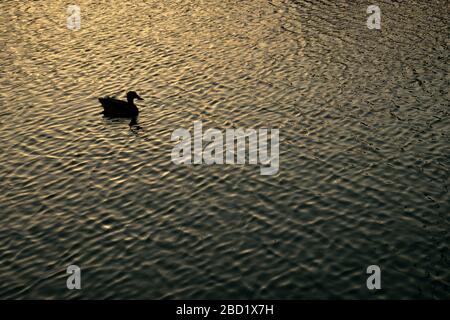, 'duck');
99,91,143,117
